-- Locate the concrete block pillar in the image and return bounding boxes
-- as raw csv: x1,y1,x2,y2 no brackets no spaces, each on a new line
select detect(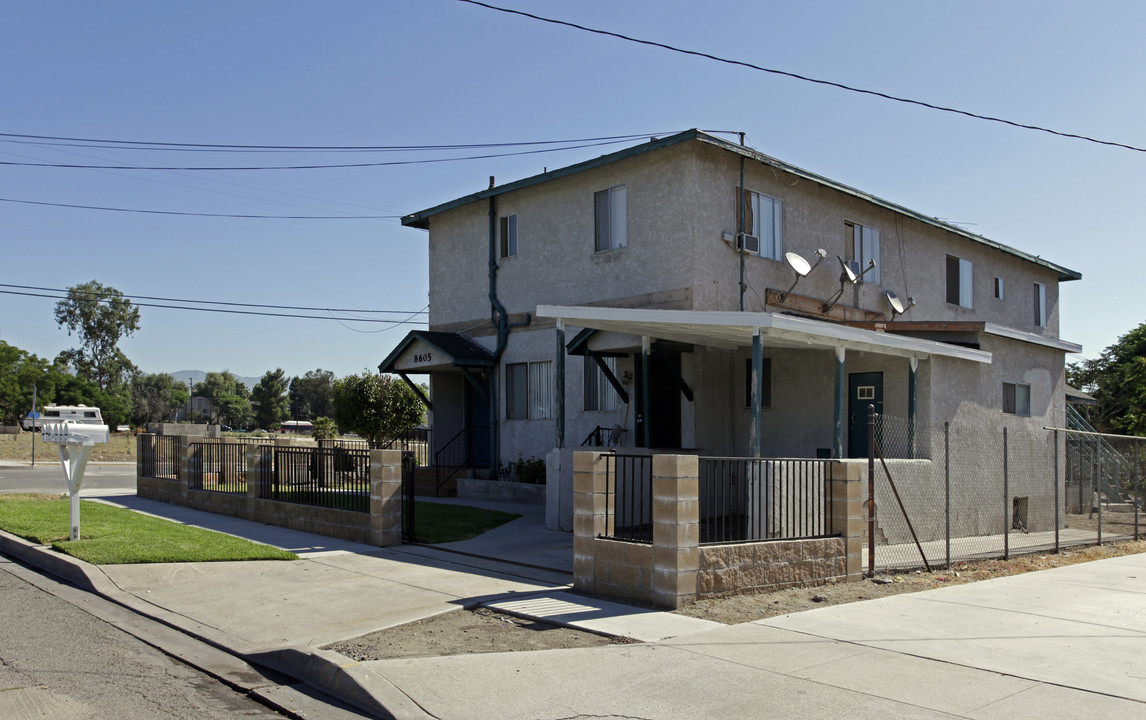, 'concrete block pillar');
651,454,699,608
245,444,265,501
828,459,865,581
572,451,609,593
369,449,403,547
173,435,192,505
